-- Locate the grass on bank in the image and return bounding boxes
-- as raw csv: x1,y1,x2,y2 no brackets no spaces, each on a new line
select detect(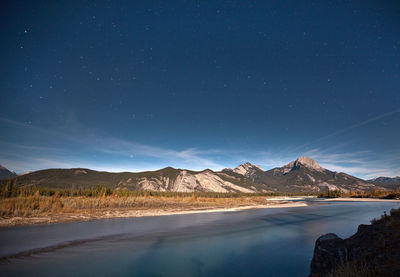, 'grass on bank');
317,189,400,199
0,180,276,217
0,193,272,217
